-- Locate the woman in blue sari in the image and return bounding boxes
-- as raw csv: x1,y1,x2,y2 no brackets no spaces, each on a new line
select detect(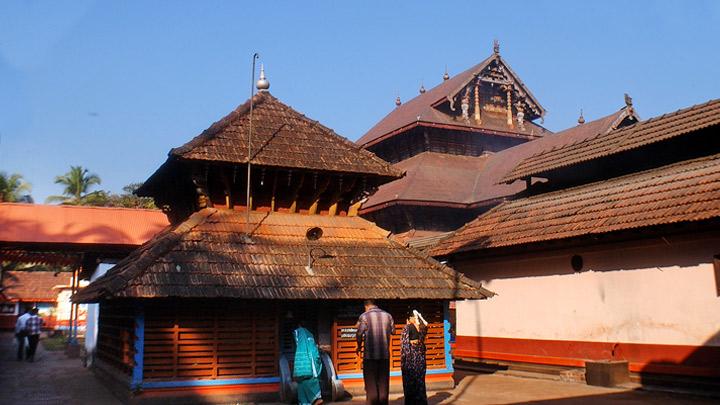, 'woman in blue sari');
293,323,323,405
